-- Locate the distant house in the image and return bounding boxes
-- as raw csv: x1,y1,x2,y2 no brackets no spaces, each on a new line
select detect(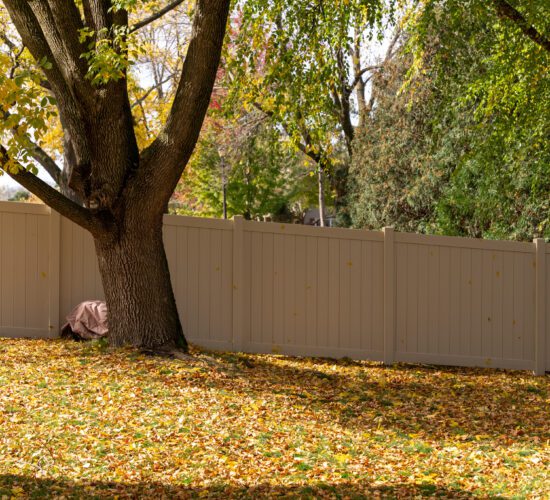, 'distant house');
303,208,336,227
